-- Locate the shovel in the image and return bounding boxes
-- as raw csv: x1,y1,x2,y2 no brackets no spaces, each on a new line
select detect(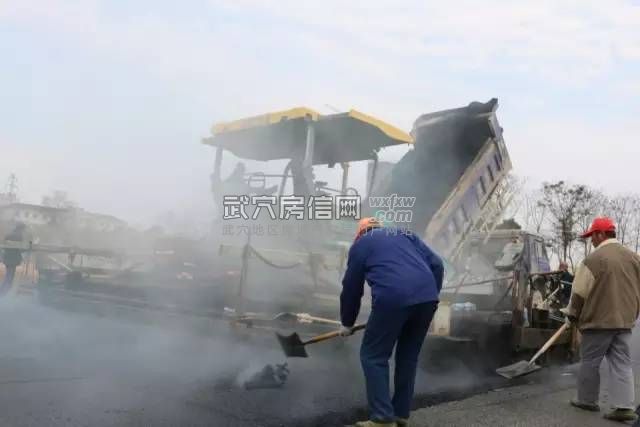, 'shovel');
276,324,366,358
234,312,342,327
496,322,569,379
